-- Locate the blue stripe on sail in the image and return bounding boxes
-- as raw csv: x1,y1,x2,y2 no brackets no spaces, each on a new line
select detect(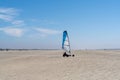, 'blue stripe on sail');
62,31,67,49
